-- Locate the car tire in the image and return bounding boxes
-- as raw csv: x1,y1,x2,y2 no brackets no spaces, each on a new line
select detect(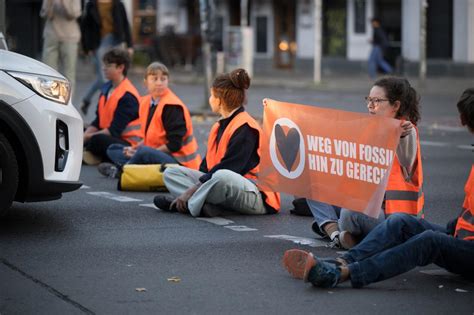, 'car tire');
0,133,18,216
